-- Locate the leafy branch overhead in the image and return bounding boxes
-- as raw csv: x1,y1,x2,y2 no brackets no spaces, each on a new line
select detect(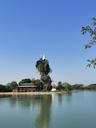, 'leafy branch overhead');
81,17,96,68
87,59,96,69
